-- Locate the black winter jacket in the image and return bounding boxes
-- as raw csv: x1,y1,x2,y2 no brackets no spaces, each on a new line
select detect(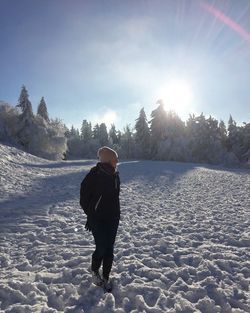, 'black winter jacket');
80,162,120,222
